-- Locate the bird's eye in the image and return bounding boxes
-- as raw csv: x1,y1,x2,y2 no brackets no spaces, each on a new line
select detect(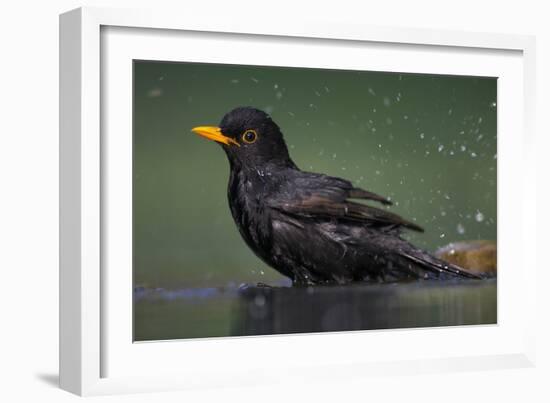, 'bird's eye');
242,129,258,144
